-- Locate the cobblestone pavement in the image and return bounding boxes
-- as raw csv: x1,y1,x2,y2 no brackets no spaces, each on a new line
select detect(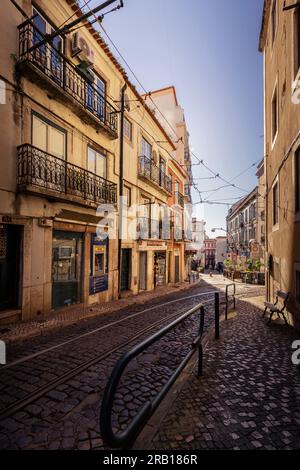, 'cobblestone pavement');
149,300,300,450
0,277,265,450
